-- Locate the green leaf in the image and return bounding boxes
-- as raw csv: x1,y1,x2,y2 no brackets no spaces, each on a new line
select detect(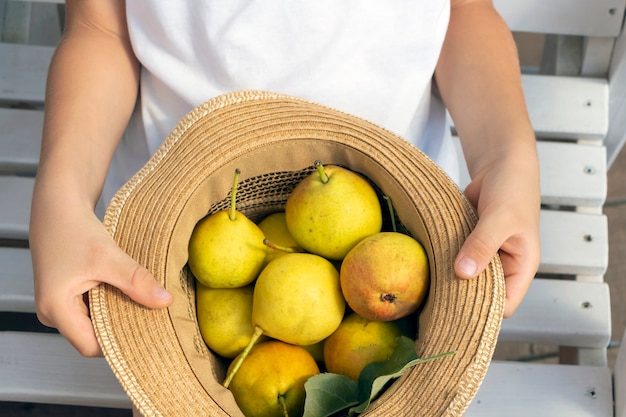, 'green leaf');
349,337,455,415
303,373,360,417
